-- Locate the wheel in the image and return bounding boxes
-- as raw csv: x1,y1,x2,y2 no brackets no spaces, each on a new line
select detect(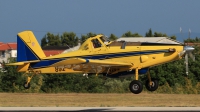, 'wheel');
23,82,30,89
129,80,143,94
145,79,158,91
